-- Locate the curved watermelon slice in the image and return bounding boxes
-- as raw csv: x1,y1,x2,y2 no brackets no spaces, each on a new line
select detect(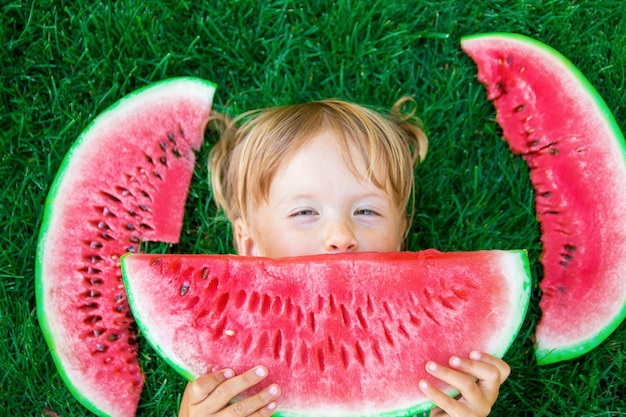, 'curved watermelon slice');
120,250,531,416
36,77,216,417
461,33,626,365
